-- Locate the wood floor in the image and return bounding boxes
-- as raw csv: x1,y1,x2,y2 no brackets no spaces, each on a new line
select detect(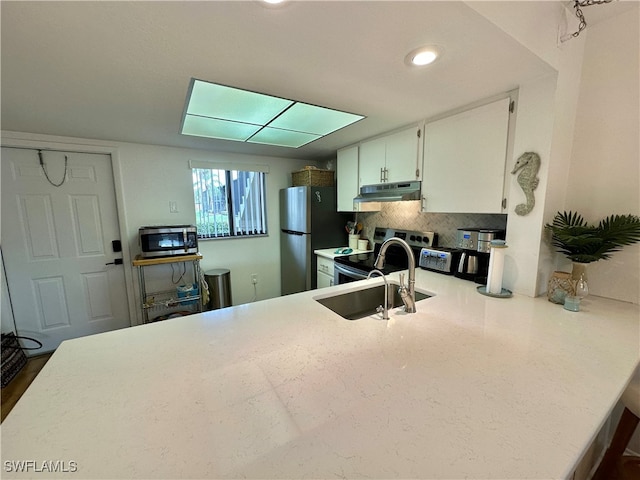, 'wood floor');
1,353,53,423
